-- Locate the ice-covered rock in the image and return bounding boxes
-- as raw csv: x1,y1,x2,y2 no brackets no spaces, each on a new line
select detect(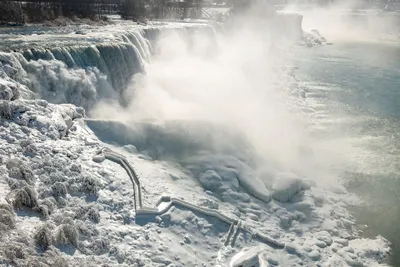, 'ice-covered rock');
301,28,329,47
315,231,333,246
93,154,106,163
198,170,223,191
308,250,321,261
239,174,272,203
230,246,262,267
272,173,311,202
0,83,13,100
